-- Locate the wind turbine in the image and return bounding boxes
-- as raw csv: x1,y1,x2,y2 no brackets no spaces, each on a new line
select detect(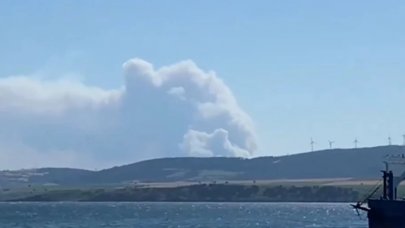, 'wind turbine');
328,140,335,149
354,138,359,149
388,136,392,146
403,134,405,146
310,138,315,152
